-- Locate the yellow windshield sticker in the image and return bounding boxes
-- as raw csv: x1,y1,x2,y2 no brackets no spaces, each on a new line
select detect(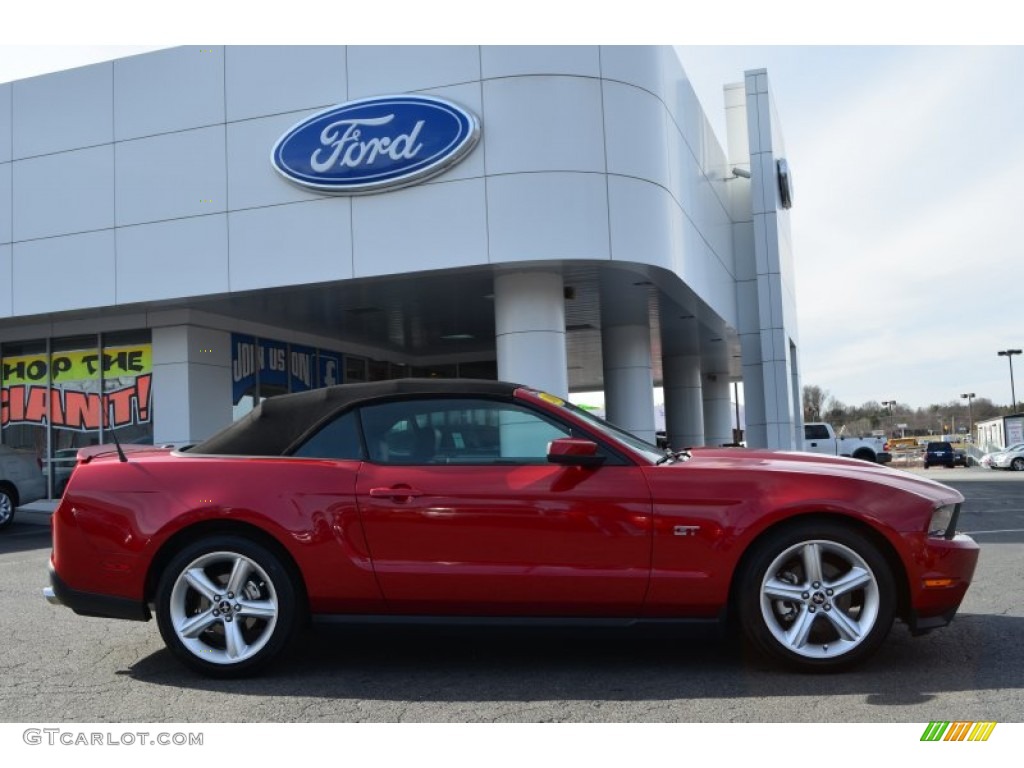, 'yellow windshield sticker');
538,392,566,407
